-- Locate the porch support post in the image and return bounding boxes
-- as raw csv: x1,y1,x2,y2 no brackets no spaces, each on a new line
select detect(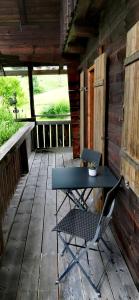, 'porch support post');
28,65,37,150
28,65,35,120
67,62,80,158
